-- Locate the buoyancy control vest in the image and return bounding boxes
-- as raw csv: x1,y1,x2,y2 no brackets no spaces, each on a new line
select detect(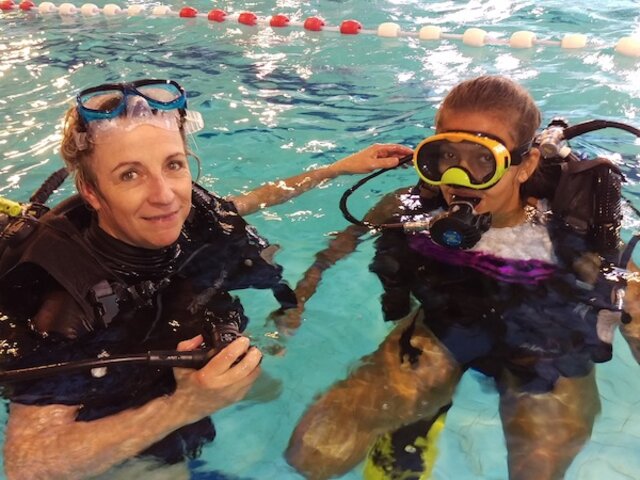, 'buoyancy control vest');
0,183,296,362
370,186,619,323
